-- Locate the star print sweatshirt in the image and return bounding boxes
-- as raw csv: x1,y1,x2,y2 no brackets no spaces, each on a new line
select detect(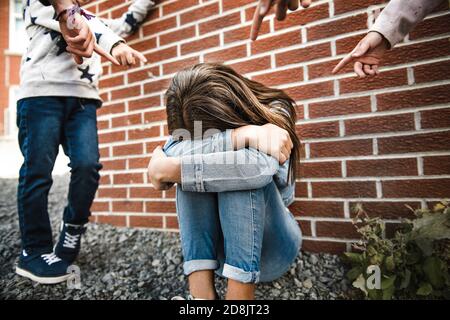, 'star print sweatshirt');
18,0,154,103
